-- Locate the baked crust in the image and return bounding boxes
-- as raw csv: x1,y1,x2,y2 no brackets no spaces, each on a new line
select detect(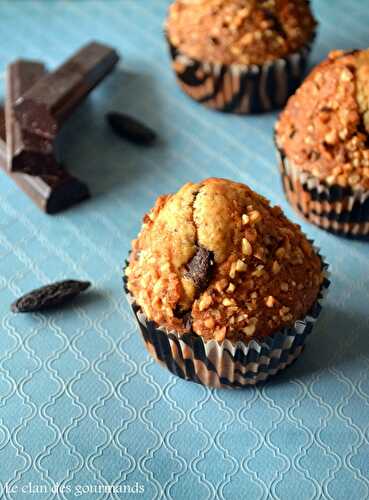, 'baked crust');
276,49,369,190
166,0,316,65
126,178,323,342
